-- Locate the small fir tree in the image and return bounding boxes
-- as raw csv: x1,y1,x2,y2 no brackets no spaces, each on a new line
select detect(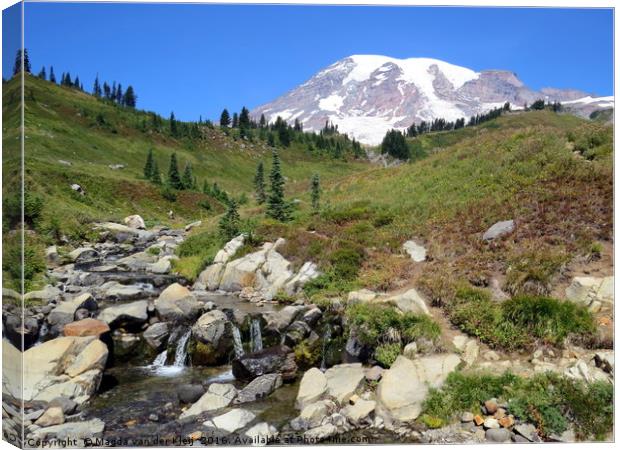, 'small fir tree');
253,161,266,204
310,174,320,211
220,109,231,128
266,150,289,221
181,163,193,190
167,153,183,189
219,199,240,240
144,149,155,179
